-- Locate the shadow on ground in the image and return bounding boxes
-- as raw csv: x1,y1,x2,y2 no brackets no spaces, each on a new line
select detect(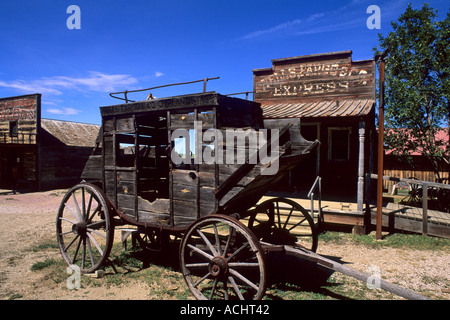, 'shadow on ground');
108,238,353,300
